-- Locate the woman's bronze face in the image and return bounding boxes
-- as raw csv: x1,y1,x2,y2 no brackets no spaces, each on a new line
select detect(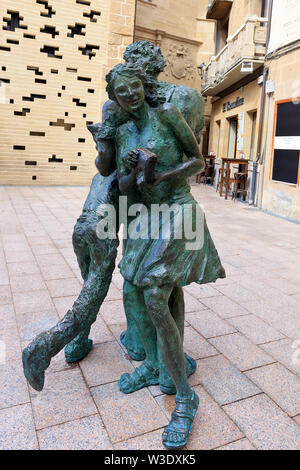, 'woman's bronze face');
113,75,145,113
